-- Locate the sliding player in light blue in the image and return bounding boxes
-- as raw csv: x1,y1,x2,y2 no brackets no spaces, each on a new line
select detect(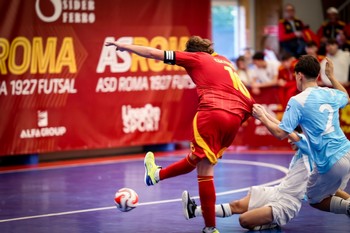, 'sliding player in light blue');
183,115,350,231
182,123,313,231
253,56,350,218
